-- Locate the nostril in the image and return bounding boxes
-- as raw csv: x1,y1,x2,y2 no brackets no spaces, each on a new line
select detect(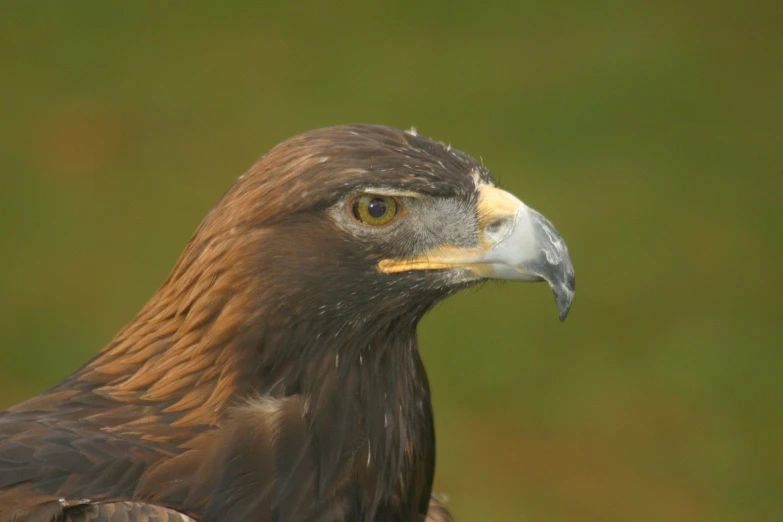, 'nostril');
486,218,509,234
